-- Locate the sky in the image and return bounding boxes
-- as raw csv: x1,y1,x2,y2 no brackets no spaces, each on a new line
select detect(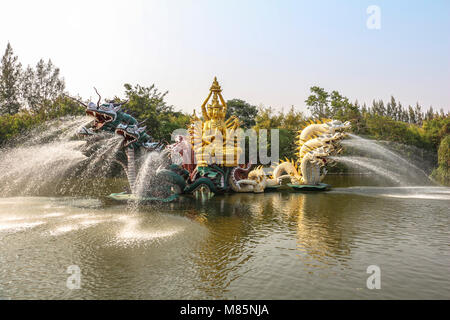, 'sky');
1,0,449,114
